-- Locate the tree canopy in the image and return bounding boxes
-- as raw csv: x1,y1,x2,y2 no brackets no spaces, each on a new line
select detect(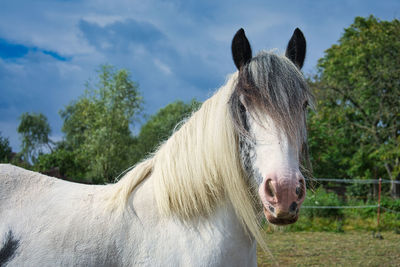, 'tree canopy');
60,65,142,183
131,100,201,165
33,66,198,183
0,132,12,163
17,112,53,163
309,15,400,196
